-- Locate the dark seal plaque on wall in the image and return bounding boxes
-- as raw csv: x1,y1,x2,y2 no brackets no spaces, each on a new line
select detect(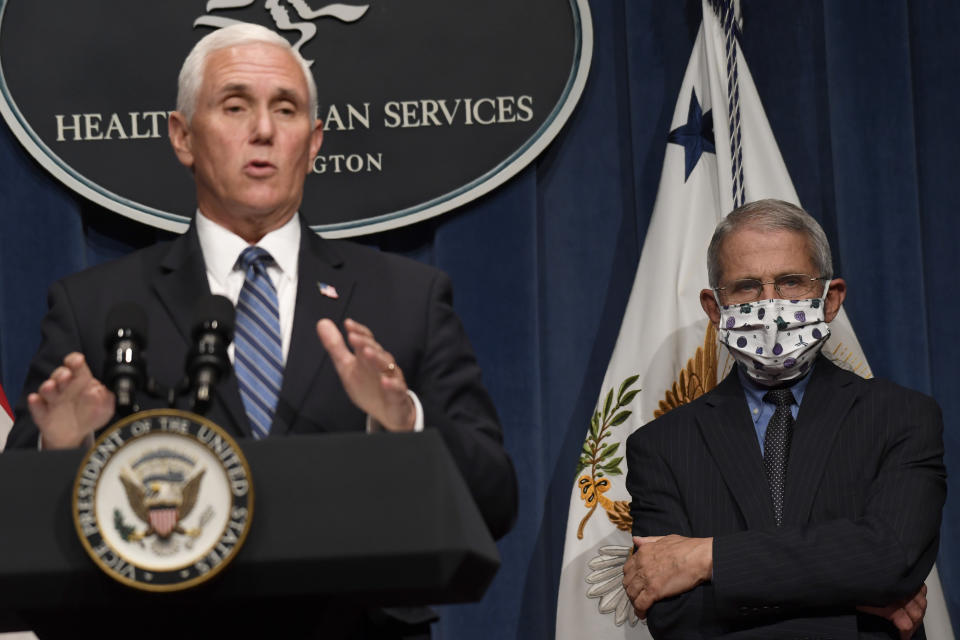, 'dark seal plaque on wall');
0,1,592,236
